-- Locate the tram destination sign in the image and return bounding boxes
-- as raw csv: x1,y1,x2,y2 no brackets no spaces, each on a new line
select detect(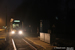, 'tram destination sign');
14,20,20,22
